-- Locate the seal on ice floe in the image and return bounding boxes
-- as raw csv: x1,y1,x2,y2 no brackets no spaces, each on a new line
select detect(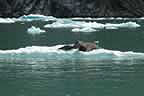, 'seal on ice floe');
59,41,100,52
